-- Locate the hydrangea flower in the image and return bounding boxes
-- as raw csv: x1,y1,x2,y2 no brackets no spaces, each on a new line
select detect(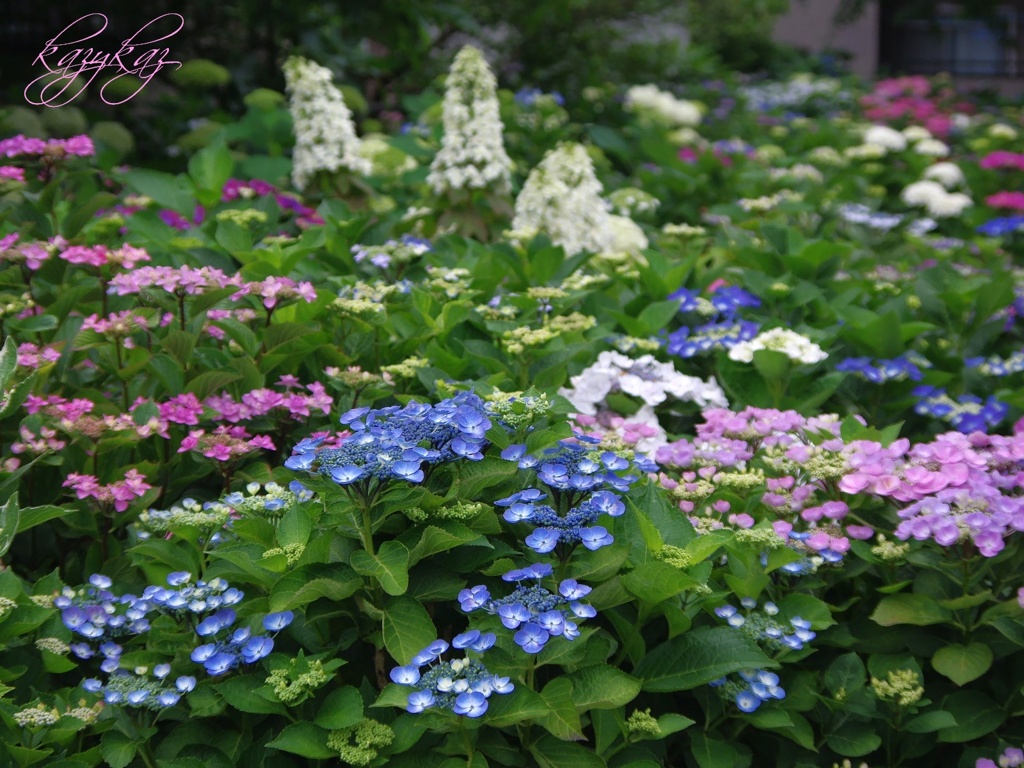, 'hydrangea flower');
459,566,596,654
285,392,493,490
390,637,511,717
